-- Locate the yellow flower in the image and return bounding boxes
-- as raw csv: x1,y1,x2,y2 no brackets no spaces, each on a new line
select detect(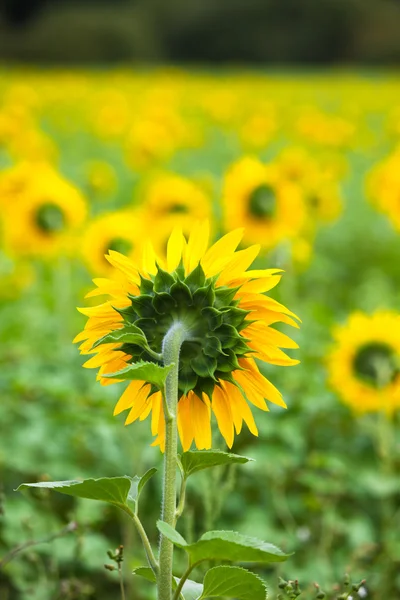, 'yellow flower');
367,148,400,231
327,311,400,414
85,160,117,197
81,210,144,276
2,164,87,258
222,157,305,249
75,222,299,451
